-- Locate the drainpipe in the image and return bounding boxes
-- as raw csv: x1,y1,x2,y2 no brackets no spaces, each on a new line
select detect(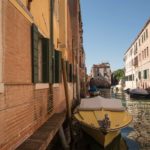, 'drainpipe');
49,0,54,84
